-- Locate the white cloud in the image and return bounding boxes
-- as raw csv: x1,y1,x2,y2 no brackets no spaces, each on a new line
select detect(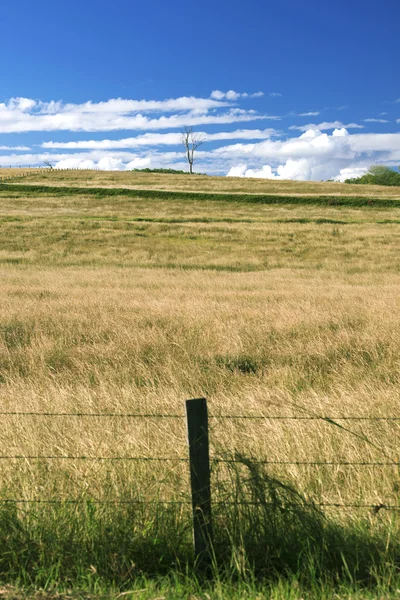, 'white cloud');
54,158,97,170
290,121,364,132
53,155,152,170
297,111,320,117
0,149,181,169
0,145,30,150
42,128,279,150
218,128,400,182
363,118,389,123
0,95,277,133
227,159,314,181
226,164,247,177
210,90,264,100
333,167,368,182
268,92,282,97
227,164,279,179
8,97,37,112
